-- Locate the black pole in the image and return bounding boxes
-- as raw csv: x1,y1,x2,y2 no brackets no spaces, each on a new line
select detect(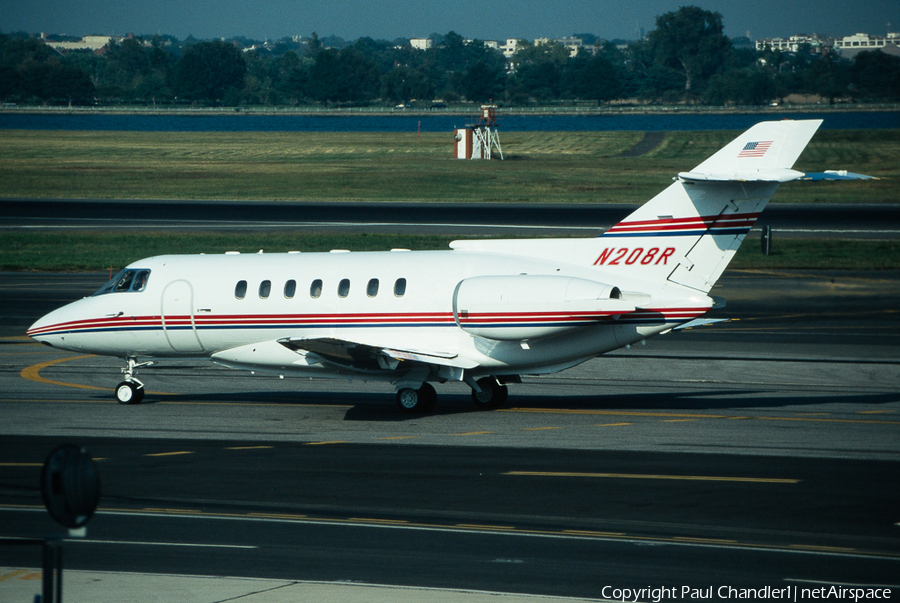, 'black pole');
40,538,63,603
55,539,63,603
